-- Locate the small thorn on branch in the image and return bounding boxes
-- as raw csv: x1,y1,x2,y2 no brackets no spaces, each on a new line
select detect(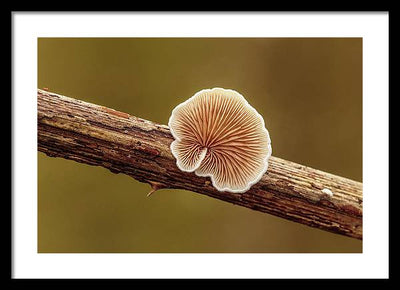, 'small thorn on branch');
147,181,166,197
